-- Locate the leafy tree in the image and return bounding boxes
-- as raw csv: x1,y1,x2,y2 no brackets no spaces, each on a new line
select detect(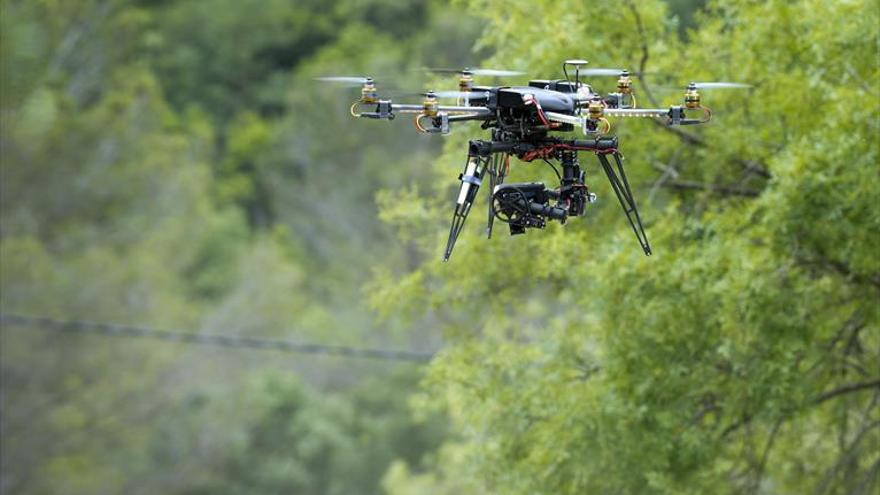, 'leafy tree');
375,0,880,493
142,0,430,122
1,1,475,492
181,371,446,495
